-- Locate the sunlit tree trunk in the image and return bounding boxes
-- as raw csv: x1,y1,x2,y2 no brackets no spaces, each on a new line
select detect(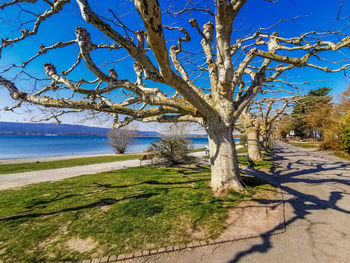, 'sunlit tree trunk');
207,121,245,194
247,128,262,162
